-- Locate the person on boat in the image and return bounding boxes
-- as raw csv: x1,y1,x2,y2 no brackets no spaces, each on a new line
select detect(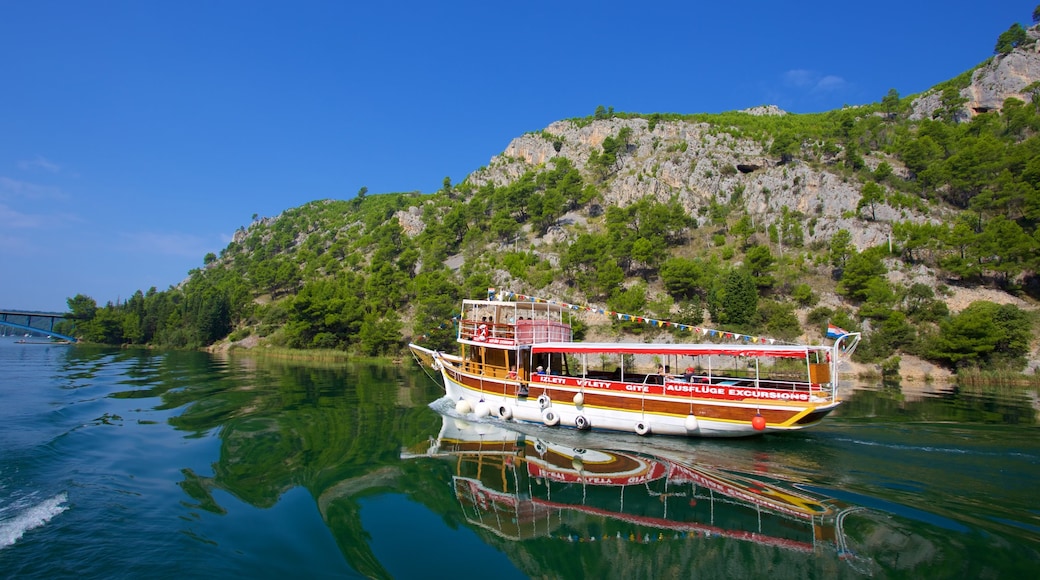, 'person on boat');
476,317,489,341
507,366,517,379
655,364,670,384
682,366,696,381
534,366,545,375
683,366,707,383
